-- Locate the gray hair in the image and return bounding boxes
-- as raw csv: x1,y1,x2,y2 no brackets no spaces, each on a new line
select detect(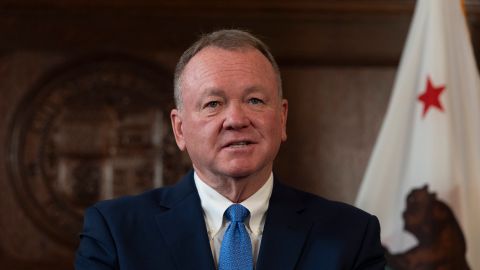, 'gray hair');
173,29,282,109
